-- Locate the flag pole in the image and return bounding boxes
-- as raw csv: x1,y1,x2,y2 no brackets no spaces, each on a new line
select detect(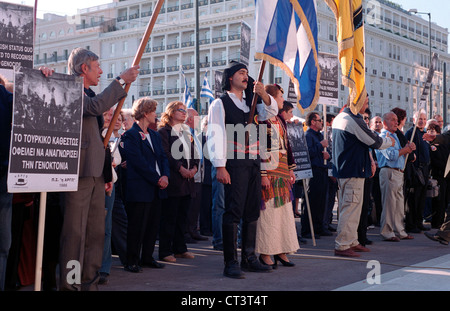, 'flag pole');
103,0,165,147
247,60,266,125
32,0,49,291
302,179,316,246
34,192,47,291
323,103,327,165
